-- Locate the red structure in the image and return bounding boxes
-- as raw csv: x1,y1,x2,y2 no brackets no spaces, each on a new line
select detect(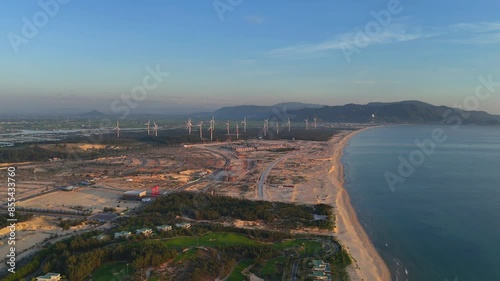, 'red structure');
151,185,160,197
